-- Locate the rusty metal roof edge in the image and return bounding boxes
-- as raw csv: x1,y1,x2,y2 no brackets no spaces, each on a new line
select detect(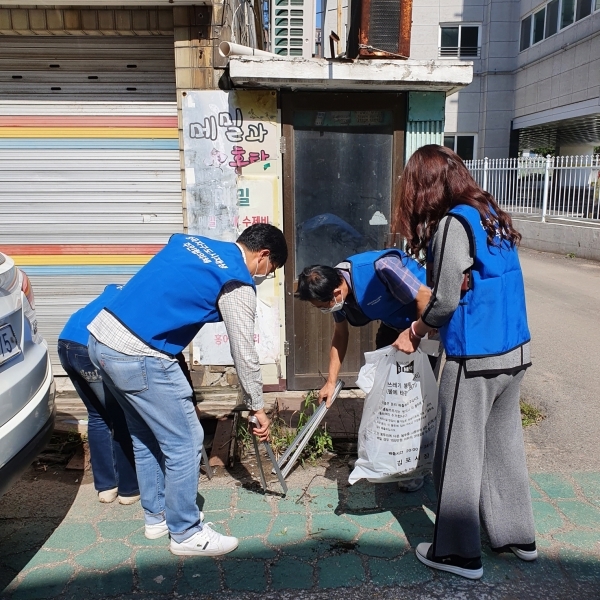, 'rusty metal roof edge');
228,56,473,94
